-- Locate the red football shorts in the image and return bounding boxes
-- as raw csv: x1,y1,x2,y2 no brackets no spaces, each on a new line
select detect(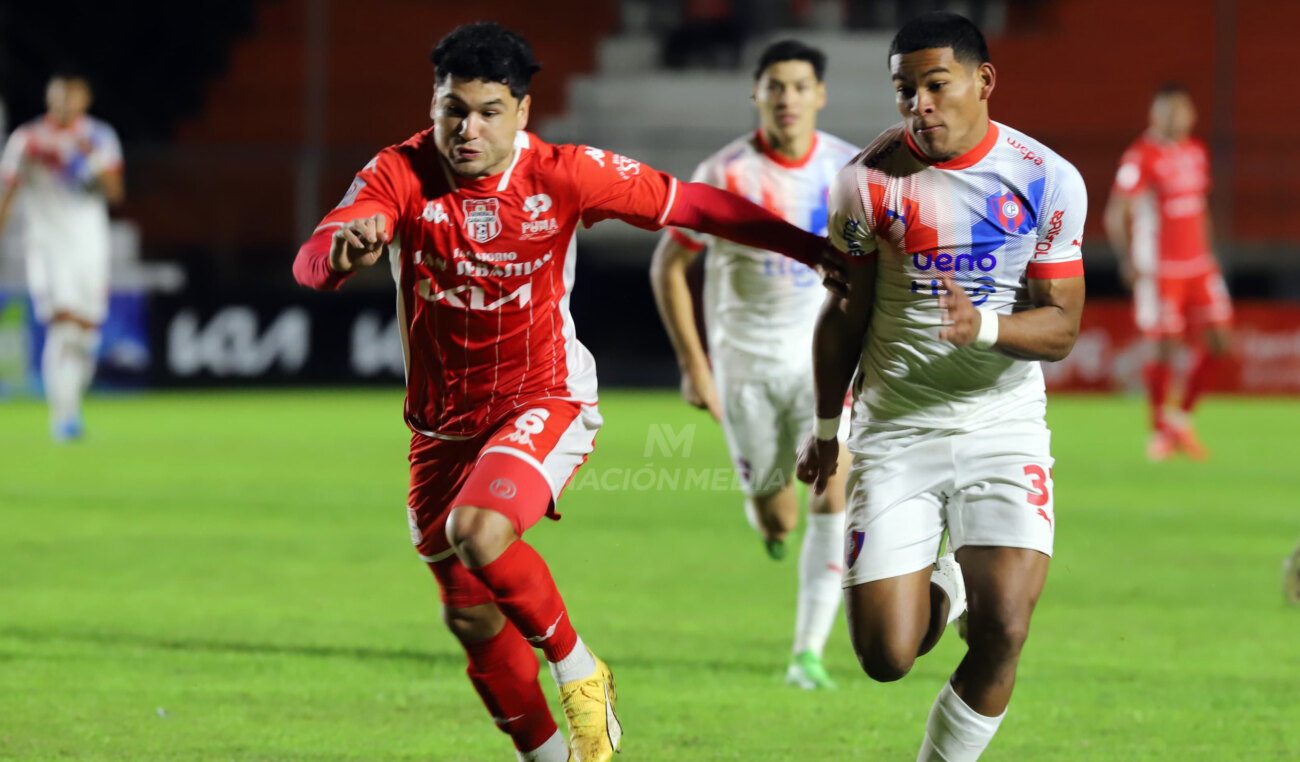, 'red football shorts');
1135,268,1233,337
408,399,602,608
